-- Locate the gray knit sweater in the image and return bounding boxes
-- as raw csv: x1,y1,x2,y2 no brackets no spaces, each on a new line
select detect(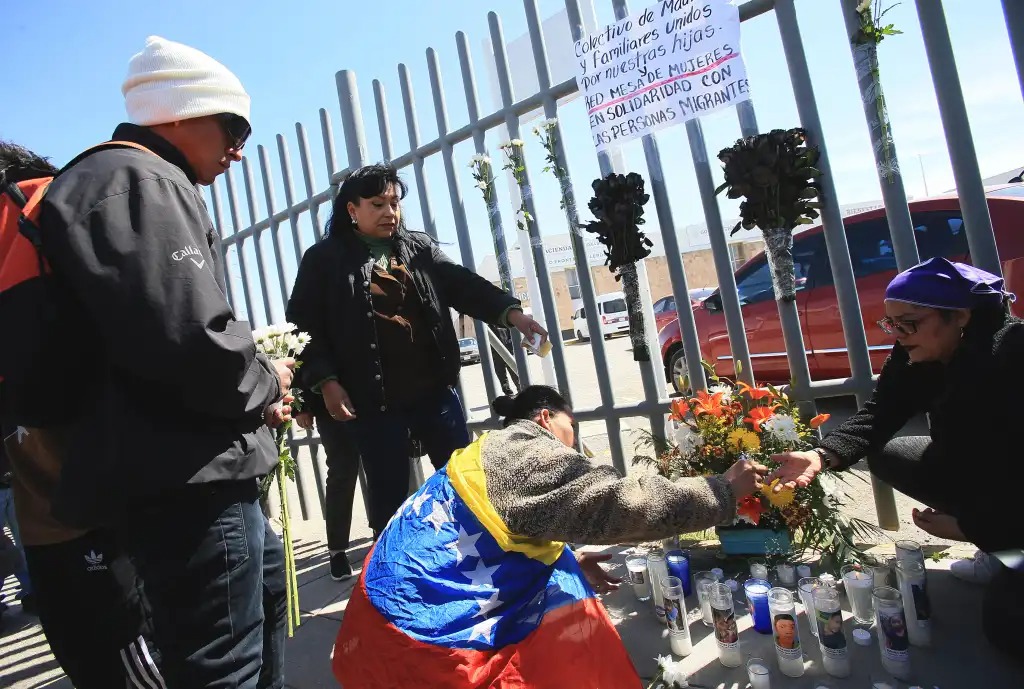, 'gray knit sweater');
482,420,736,545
